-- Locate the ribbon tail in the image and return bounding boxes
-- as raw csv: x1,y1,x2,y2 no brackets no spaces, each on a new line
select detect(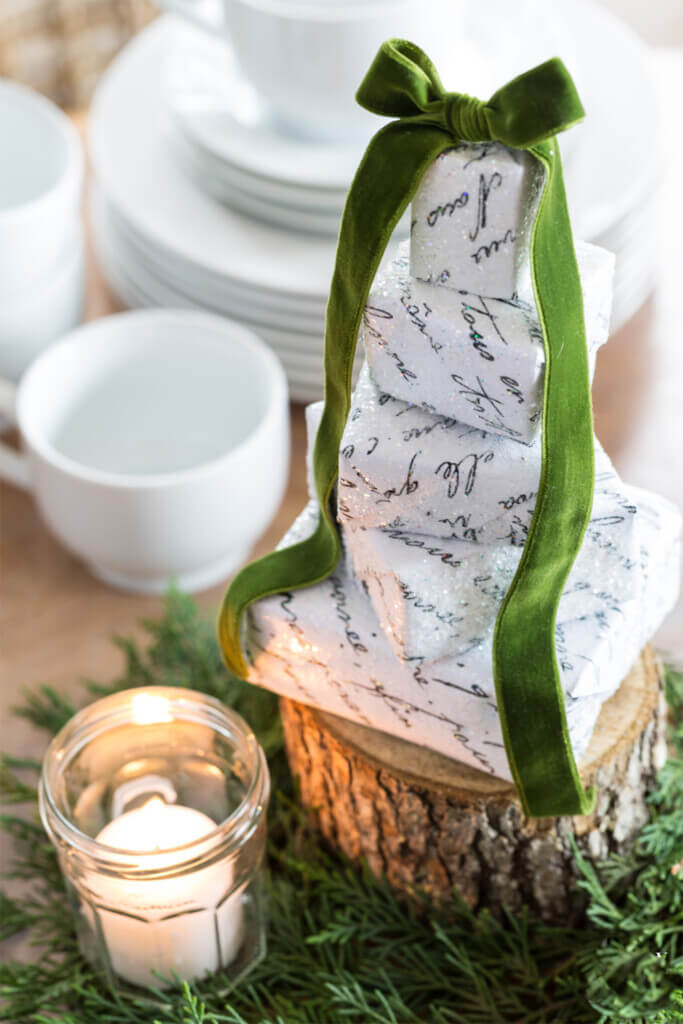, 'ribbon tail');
492,139,596,817
218,120,451,679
